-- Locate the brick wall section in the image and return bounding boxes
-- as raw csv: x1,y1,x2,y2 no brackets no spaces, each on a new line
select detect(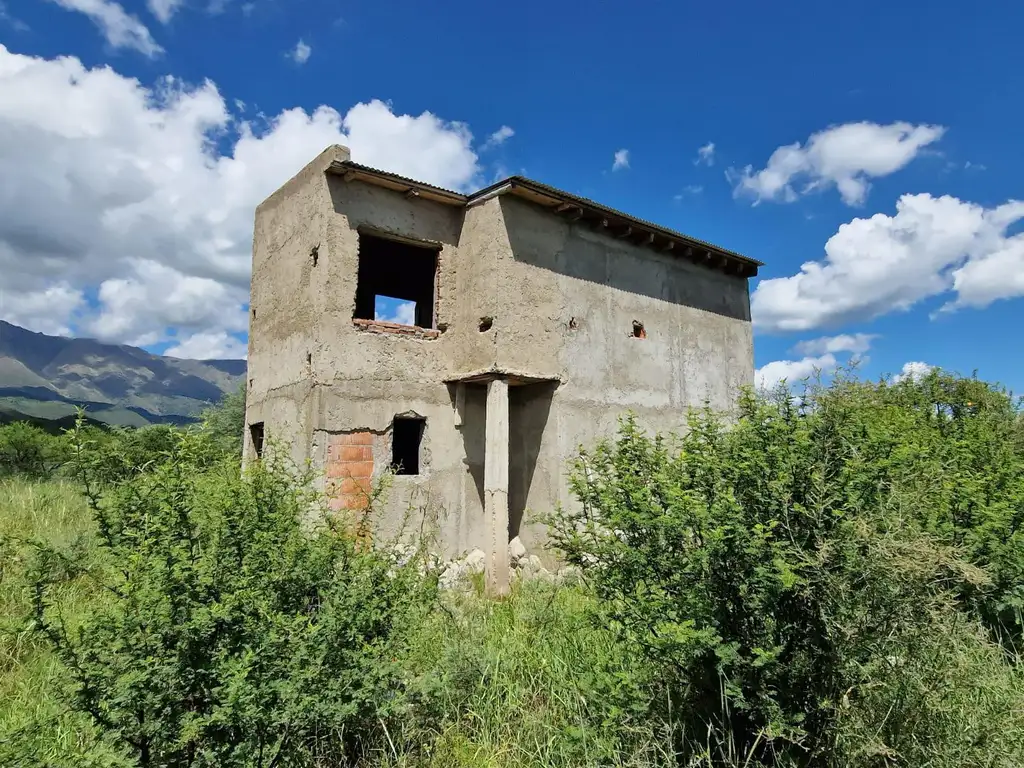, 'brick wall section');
327,431,374,512
352,318,440,339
